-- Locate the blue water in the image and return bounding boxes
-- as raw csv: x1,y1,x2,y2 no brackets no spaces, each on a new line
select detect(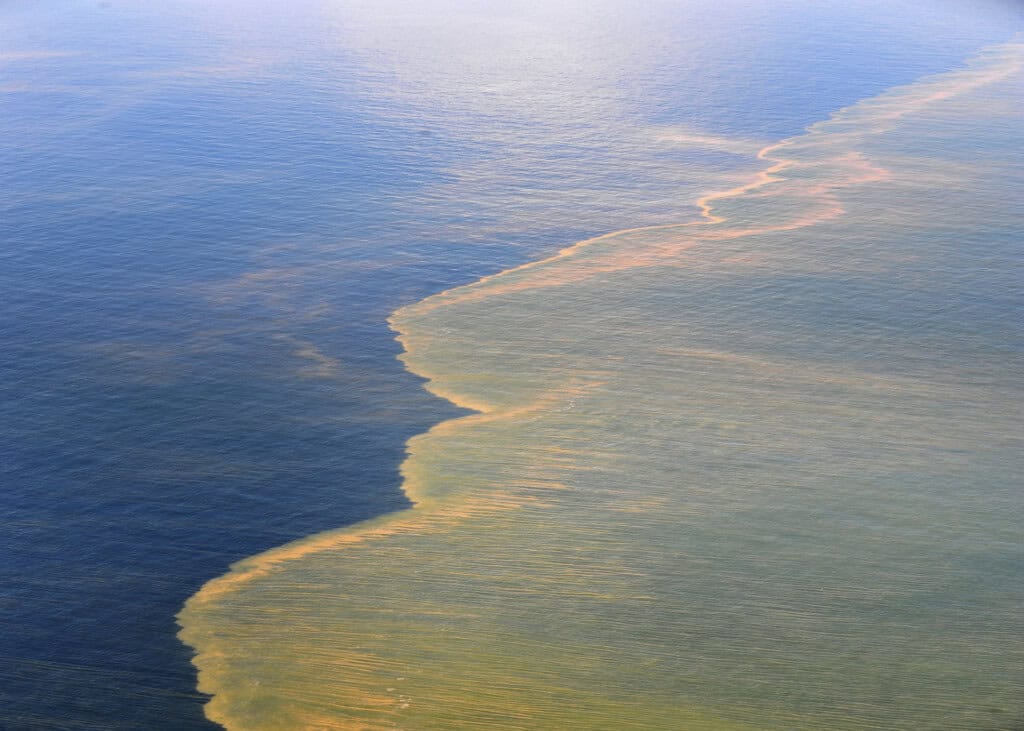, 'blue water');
2,1,1022,728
